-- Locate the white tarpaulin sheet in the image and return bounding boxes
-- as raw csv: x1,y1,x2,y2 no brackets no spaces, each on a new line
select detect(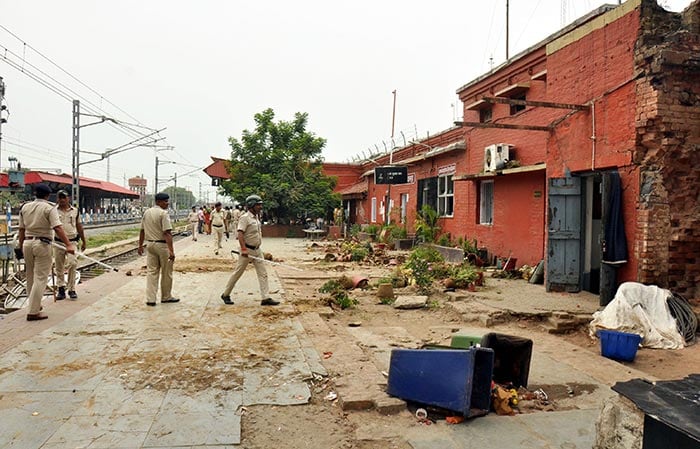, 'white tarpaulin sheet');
589,282,685,349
